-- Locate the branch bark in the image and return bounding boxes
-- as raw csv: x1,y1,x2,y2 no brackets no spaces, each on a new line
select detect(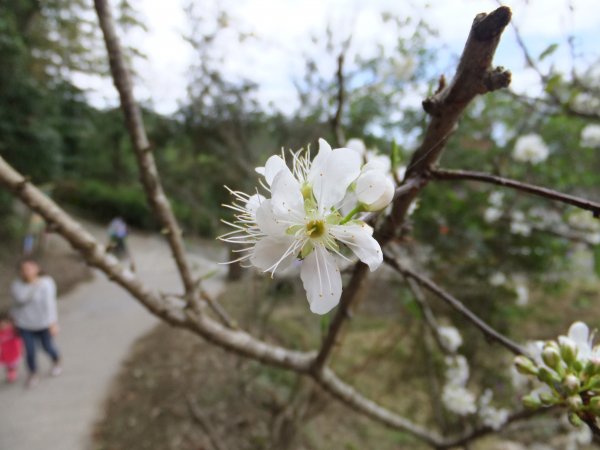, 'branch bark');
430,168,600,216
94,0,196,299
384,254,526,356
377,6,512,242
